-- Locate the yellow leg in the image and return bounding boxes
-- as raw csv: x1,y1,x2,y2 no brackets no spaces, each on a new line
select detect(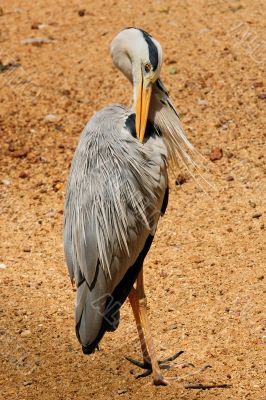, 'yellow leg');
135,268,168,385
128,287,151,365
